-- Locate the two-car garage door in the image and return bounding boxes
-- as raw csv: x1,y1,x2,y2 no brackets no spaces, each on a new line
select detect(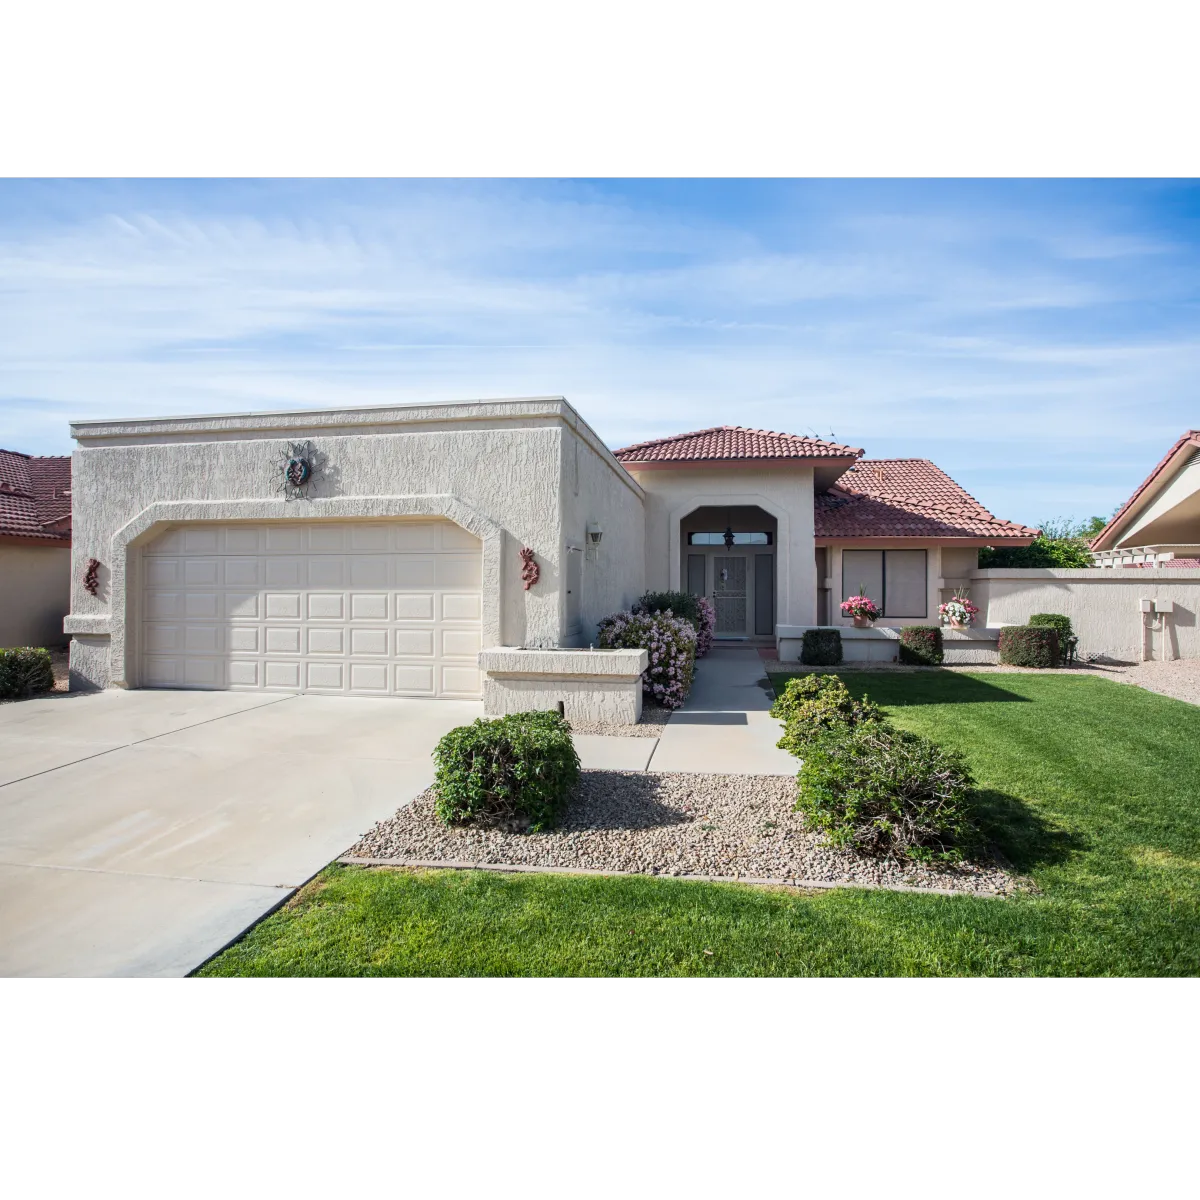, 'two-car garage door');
140,520,483,698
